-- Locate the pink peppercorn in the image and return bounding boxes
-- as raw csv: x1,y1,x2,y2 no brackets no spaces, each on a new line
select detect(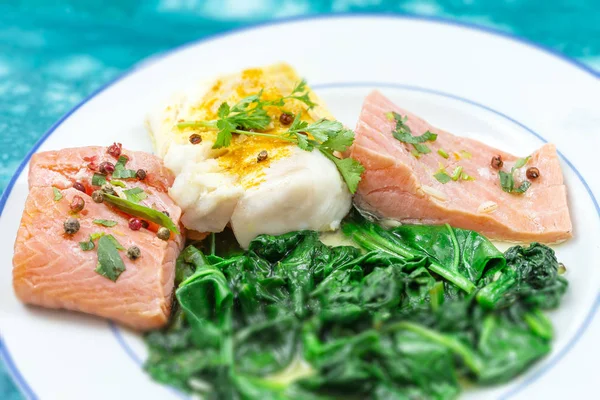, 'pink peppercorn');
107,143,122,158
128,218,142,231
